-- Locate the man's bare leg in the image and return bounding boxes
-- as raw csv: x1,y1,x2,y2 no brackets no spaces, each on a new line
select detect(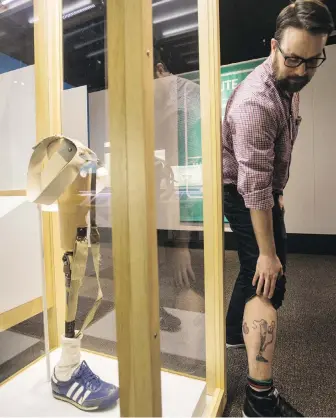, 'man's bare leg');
243,296,277,383
242,295,303,417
